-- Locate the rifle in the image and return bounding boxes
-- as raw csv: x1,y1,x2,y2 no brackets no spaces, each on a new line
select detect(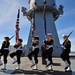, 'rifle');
65,30,73,40
9,35,15,41
63,30,73,46
66,30,73,39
